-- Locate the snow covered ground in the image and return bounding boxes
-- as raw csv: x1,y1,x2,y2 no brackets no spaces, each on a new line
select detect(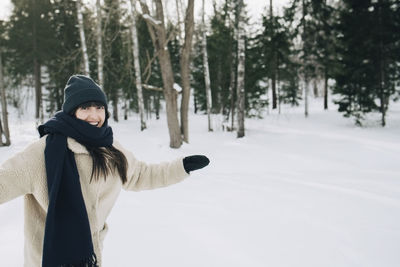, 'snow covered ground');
1,100,400,267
